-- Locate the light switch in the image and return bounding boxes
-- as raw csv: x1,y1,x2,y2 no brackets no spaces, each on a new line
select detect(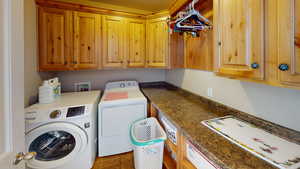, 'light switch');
207,88,213,97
